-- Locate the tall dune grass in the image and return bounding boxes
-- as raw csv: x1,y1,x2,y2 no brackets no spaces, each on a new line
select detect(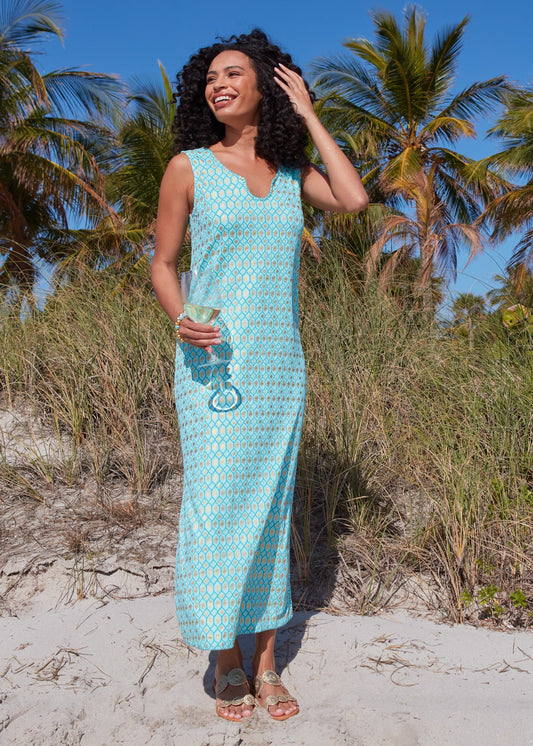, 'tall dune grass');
1,255,531,625
296,251,532,623
1,272,179,492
